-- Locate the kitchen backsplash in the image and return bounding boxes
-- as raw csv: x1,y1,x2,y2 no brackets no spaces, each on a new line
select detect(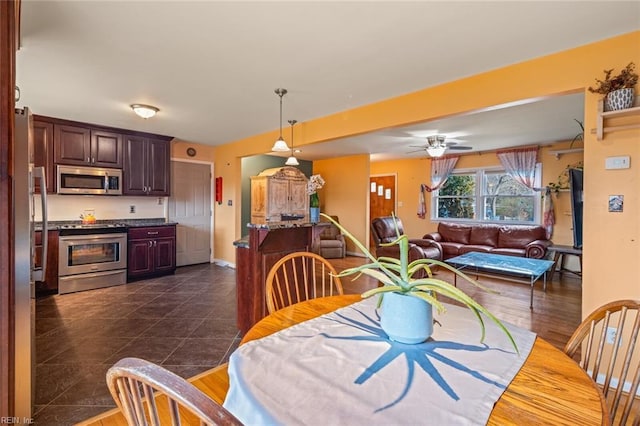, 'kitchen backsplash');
34,195,167,221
